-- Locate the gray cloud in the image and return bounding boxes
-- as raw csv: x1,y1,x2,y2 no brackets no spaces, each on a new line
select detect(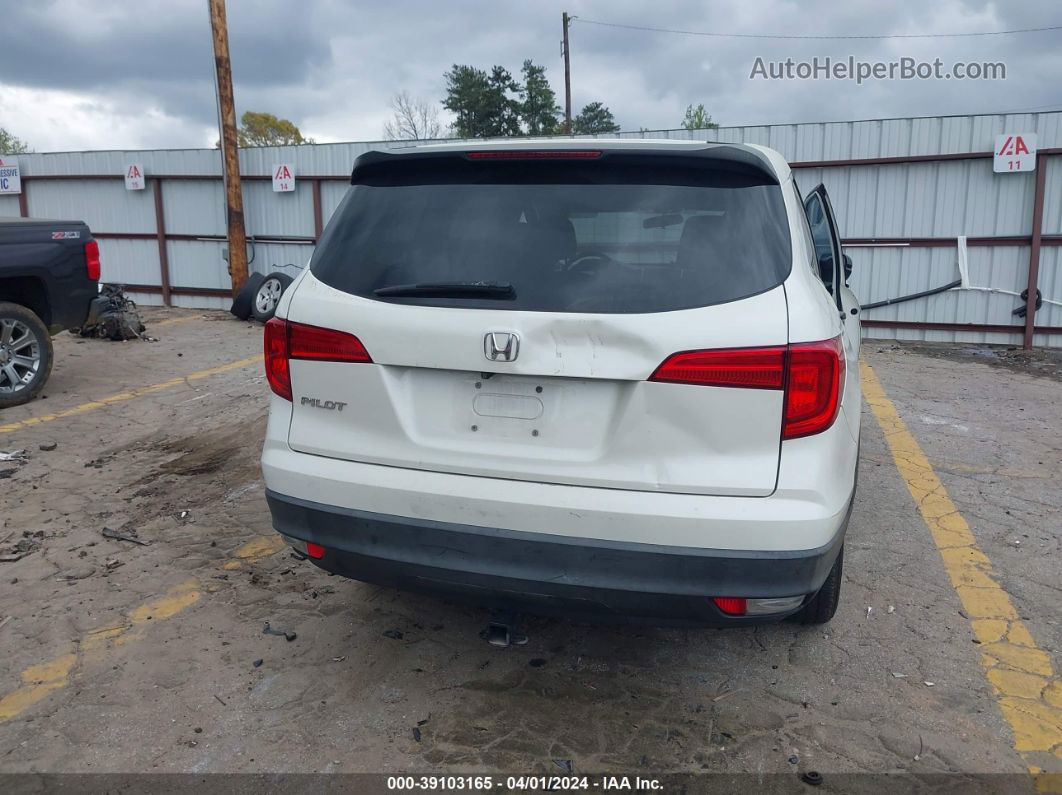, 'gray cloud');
1,0,1059,152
